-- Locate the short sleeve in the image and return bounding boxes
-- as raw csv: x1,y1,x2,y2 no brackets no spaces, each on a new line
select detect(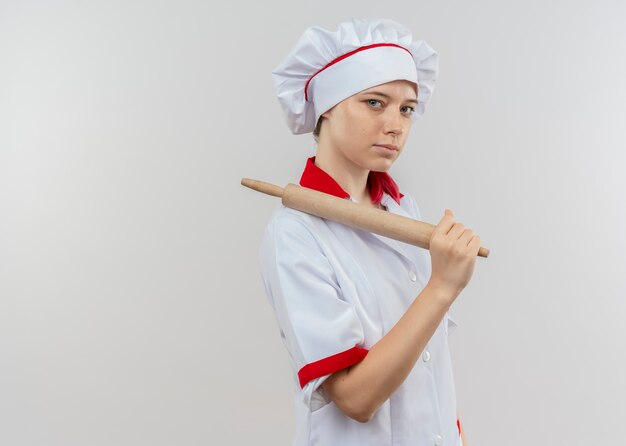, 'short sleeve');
258,212,368,409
